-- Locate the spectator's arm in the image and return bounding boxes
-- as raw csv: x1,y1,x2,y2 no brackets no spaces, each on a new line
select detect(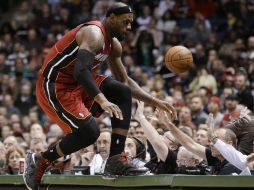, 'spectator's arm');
158,109,206,160
213,139,248,171
134,101,169,162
